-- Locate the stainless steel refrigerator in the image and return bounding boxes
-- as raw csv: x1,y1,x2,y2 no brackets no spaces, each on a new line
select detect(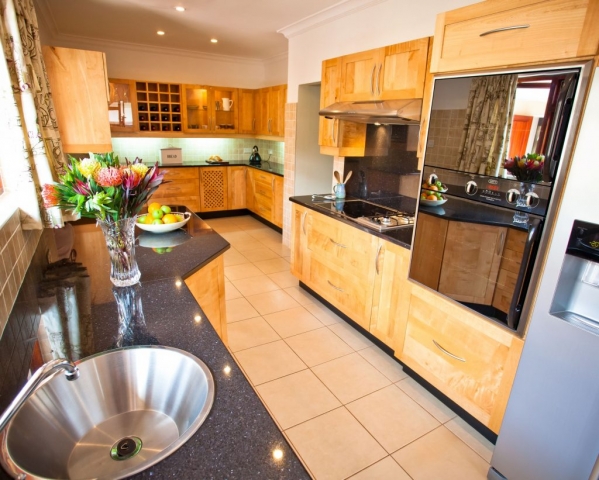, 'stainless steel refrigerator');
488,67,599,480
